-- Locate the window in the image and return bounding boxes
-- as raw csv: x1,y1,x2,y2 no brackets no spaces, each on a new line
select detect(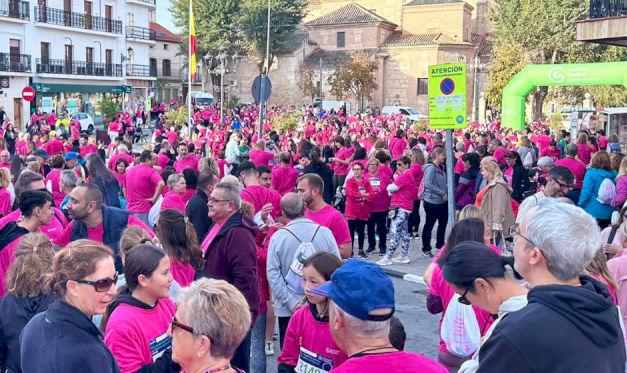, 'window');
316,81,321,97
162,59,171,76
41,42,50,61
10,39,20,55
337,32,345,48
417,78,428,95
164,43,169,50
